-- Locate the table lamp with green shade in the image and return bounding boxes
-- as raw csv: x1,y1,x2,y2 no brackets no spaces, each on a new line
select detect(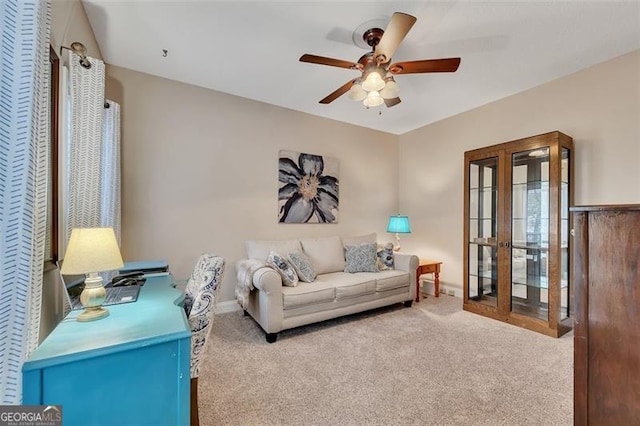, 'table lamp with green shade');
387,215,411,251
60,227,124,322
